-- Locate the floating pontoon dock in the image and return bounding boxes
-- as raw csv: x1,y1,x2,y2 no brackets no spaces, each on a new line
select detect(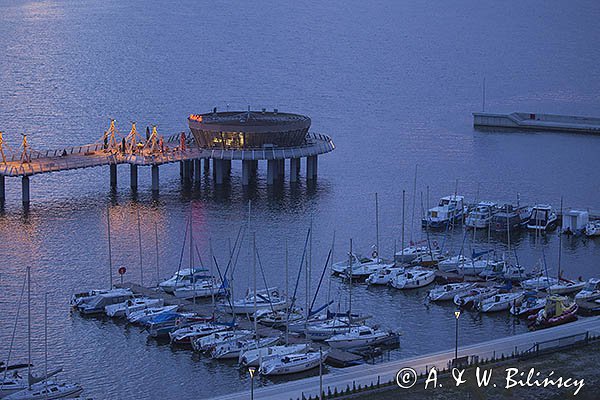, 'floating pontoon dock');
473,112,600,134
